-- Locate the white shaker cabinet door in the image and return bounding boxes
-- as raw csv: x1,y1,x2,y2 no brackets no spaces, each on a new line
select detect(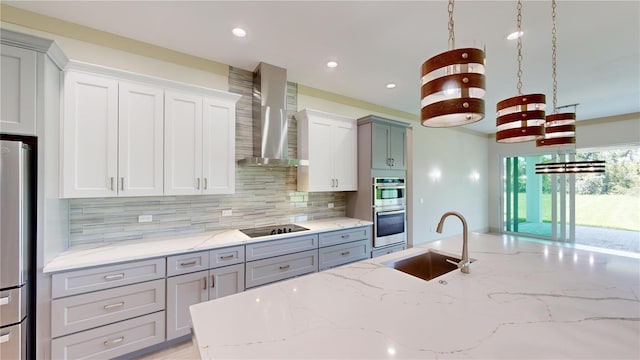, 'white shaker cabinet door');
118,82,164,196
164,91,203,195
61,71,118,198
307,118,334,191
0,45,36,135
331,119,357,191
202,97,235,194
